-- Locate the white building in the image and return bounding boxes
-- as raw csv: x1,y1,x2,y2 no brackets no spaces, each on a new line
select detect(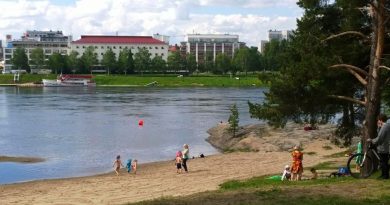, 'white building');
259,29,293,53
180,34,245,64
2,30,70,74
70,35,169,62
